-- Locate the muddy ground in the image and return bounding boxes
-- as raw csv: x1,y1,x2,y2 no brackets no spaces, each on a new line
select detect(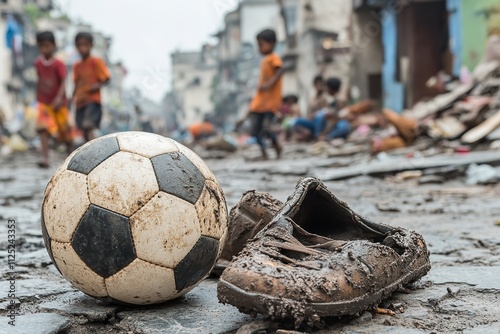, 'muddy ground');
0,147,499,334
